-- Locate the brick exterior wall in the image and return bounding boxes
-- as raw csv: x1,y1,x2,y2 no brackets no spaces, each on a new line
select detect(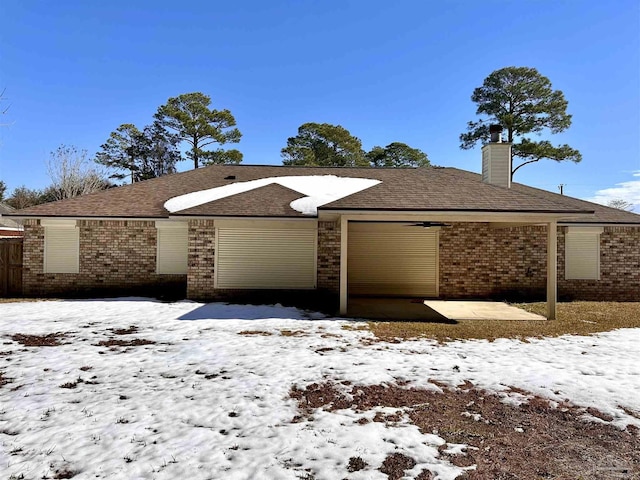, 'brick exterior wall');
22,219,185,297
317,220,340,294
439,223,547,299
22,219,45,294
20,218,639,302
439,223,640,301
187,219,216,300
558,226,640,301
185,219,340,309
